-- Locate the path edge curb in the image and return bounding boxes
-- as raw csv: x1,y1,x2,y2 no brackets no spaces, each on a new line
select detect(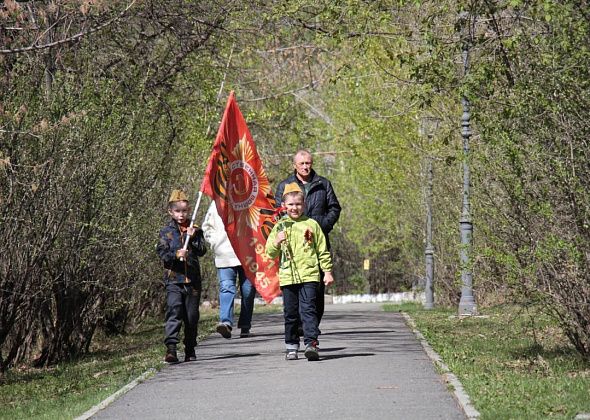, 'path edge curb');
401,312,480,419
73,367,158,420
